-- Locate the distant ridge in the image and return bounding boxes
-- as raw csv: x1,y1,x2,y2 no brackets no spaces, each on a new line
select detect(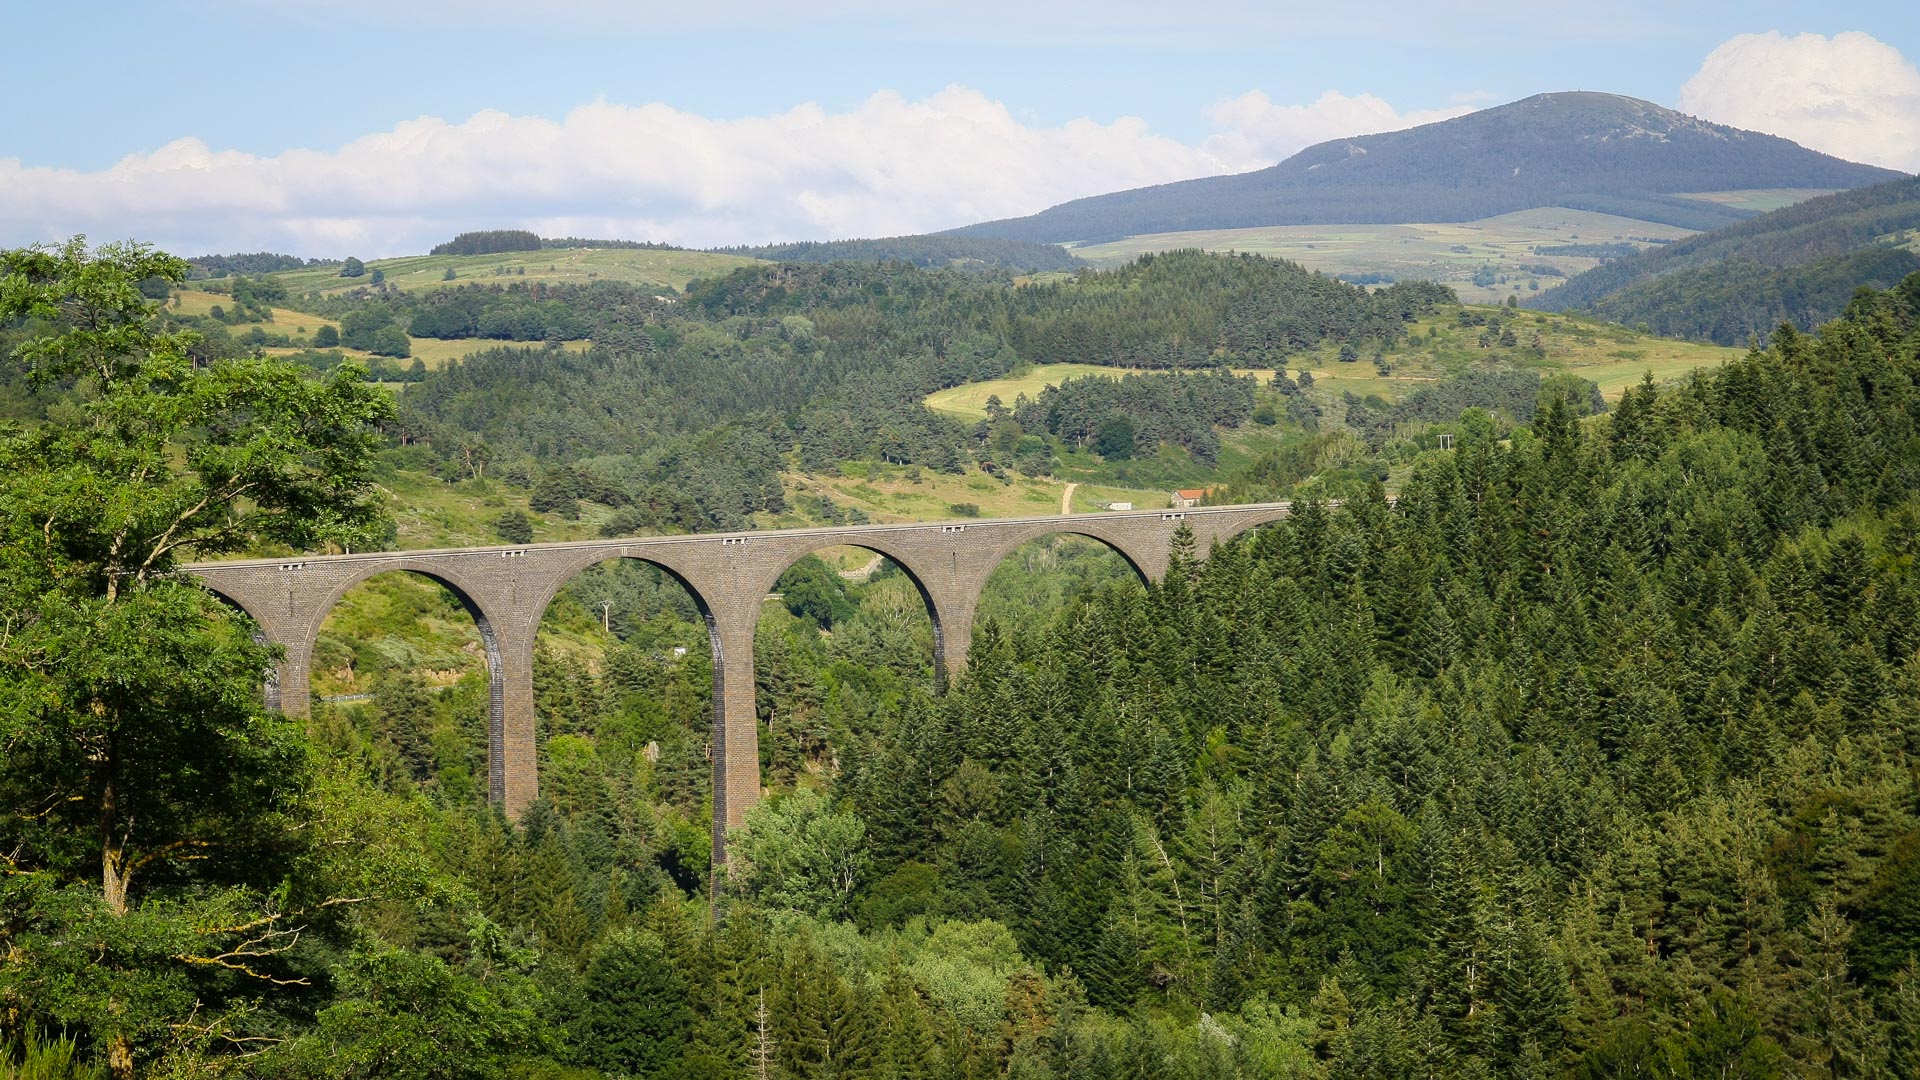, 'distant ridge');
1529,174,1920,342
947,92,1903,243
709,234,1080,273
